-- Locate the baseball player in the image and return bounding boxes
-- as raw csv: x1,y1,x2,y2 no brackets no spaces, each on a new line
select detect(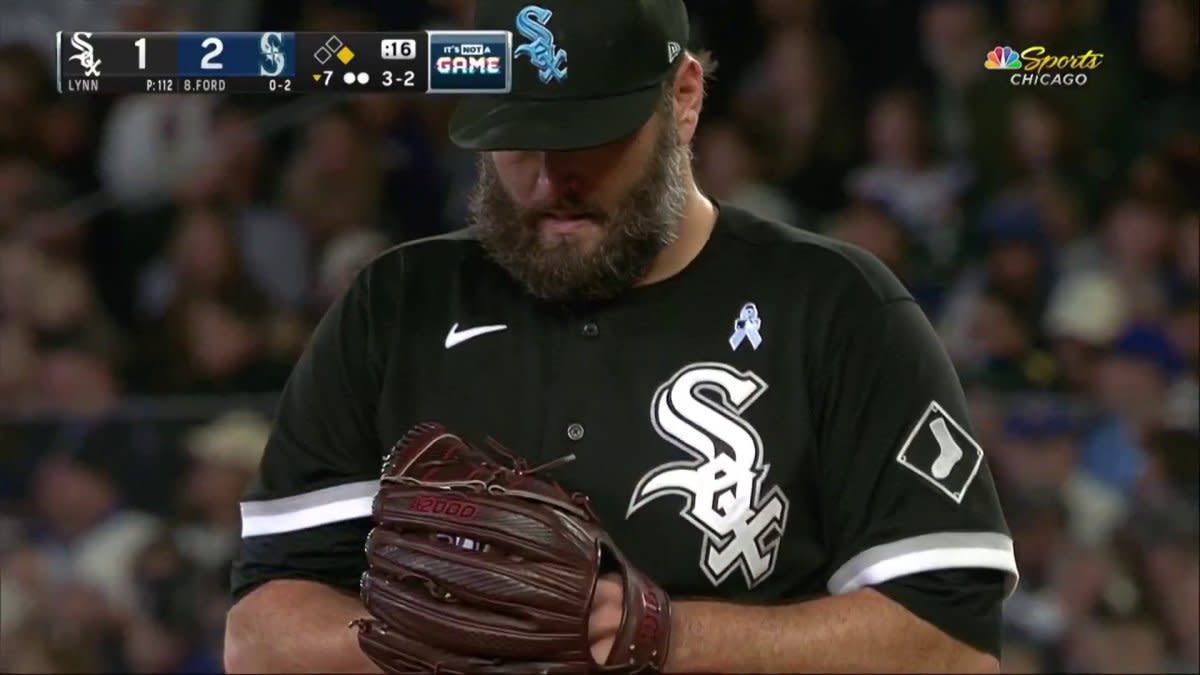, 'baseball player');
224,0,1018,672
